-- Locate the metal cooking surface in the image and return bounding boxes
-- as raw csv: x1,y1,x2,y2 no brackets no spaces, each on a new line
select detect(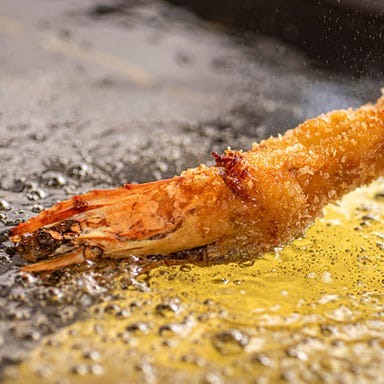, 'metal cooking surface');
0,0,383,382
